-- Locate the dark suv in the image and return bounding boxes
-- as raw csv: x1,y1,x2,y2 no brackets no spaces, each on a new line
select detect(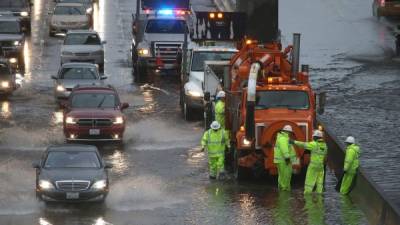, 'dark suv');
0,0,32,33
0,59,17,95
0,15,25,70
63,85,129,142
